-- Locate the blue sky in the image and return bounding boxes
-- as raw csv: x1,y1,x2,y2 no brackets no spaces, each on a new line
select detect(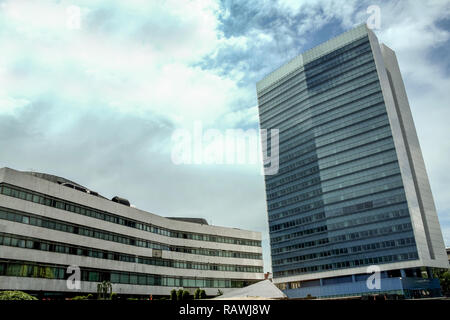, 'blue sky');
0,0,449,272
